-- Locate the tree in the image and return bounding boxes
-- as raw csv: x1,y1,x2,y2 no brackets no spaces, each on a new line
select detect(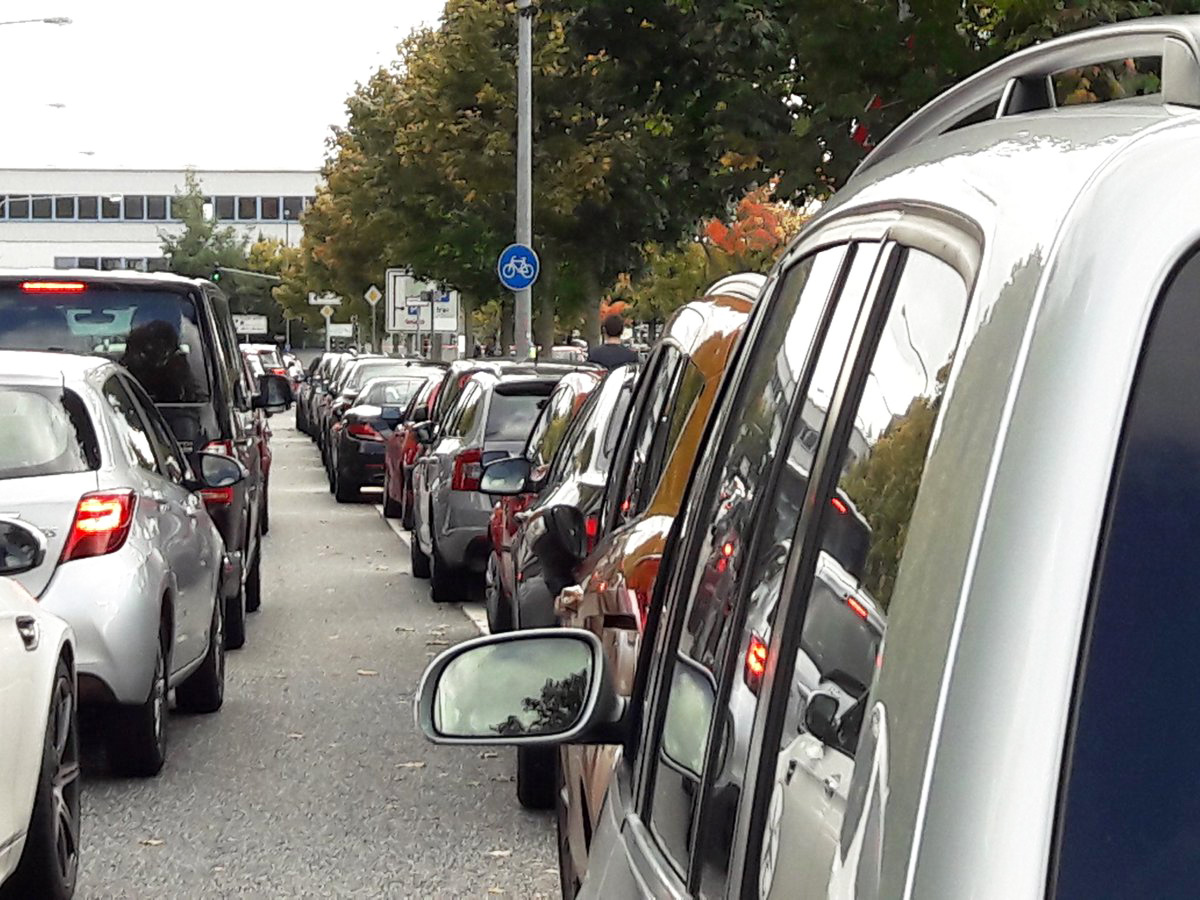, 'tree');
159,171,250,278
